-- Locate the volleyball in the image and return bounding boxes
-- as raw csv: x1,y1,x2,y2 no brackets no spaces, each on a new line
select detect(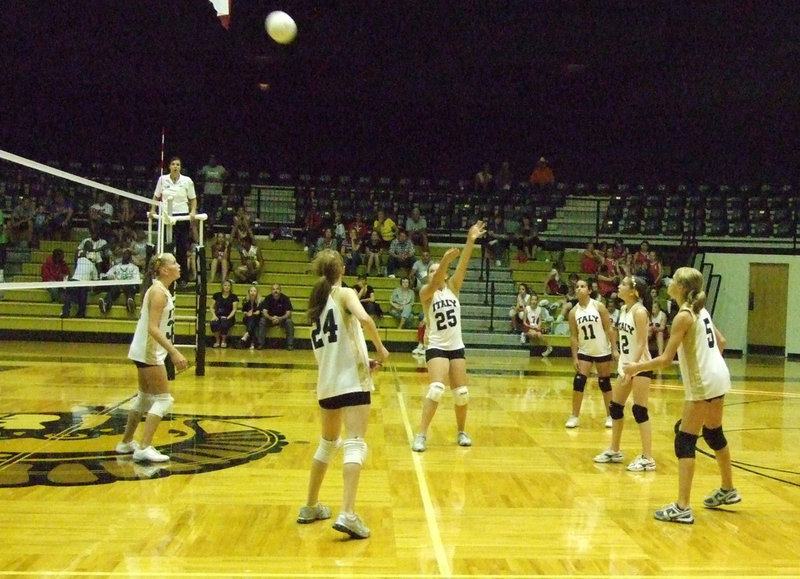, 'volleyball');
265,11,297,44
